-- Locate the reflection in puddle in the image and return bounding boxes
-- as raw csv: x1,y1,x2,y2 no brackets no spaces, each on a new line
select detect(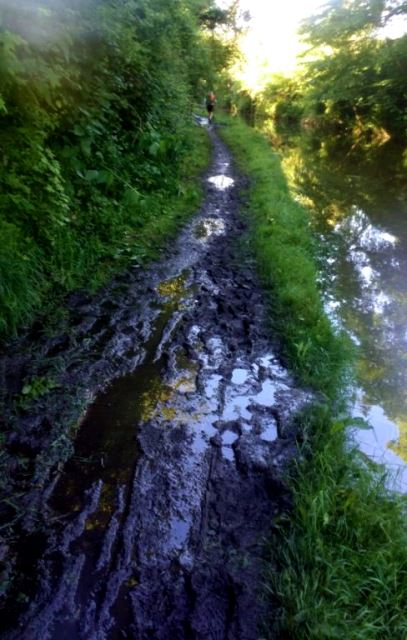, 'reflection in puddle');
254,380,277,406
208,175,235,190
156,269,190,300
139,377,173,422
222,429,239,446
231,368,250,385
222,395,251,422
169,517,189,548
205,374,222,399
222,447,235,462
194,218,226,240
352,392,407,492
170,350,199,394
261,419,278,442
